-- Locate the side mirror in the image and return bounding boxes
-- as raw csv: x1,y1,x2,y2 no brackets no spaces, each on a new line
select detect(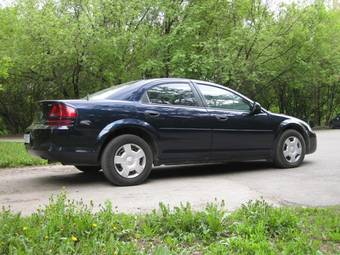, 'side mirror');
251,102,262,114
